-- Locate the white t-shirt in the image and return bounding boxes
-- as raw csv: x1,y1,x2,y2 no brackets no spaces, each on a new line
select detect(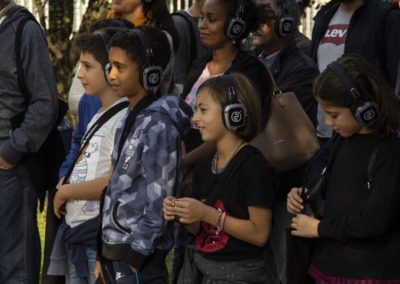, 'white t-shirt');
65,98,128,228
185,65,222,128
185,65,221,111
316,6,354,138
